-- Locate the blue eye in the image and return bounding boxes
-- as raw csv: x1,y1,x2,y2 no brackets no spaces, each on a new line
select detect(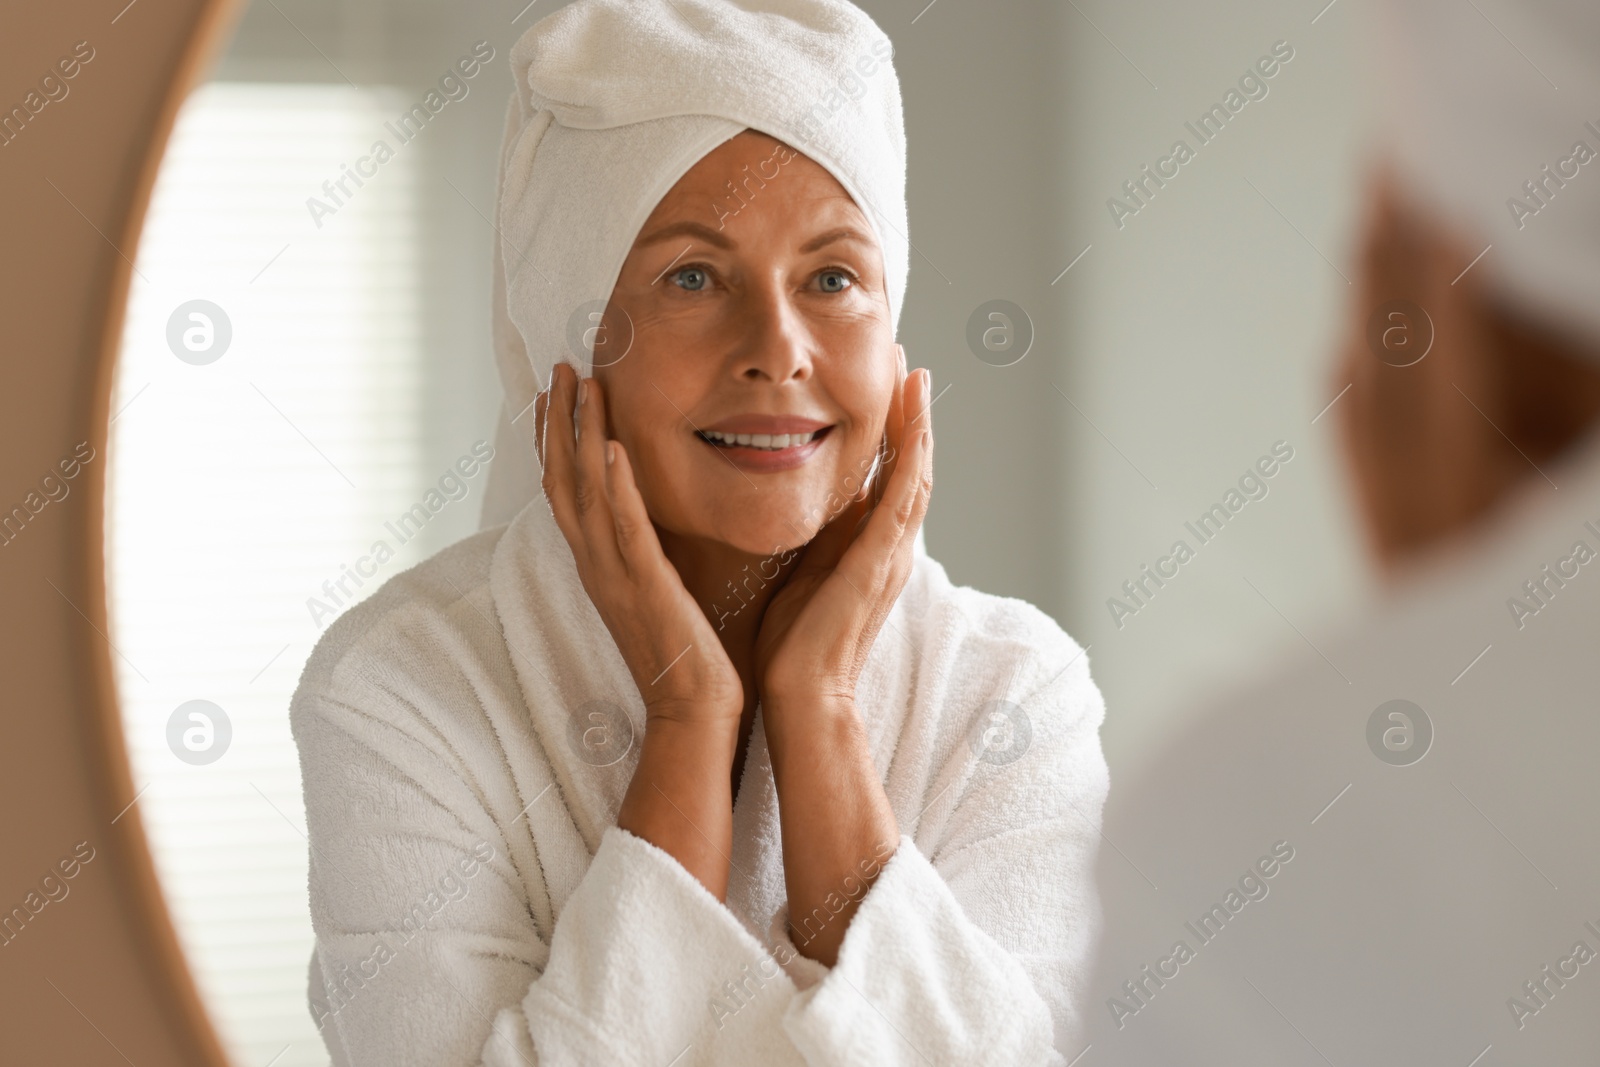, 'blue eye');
817,269,853,293
671,266,709,291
